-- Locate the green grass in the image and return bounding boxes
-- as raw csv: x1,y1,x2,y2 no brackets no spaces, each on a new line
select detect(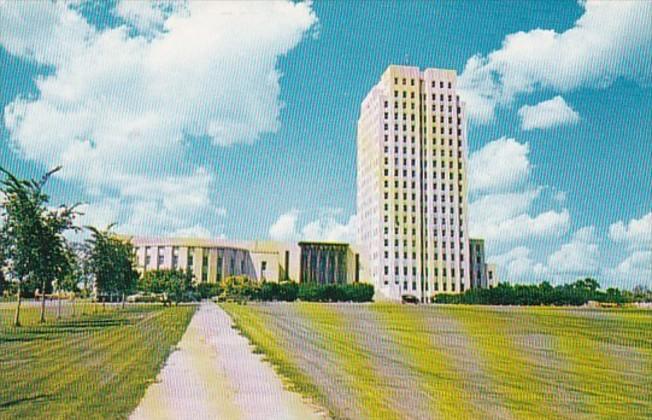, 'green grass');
369,304,479,418
221,303,652,420
0,302,196,419
223,302,327,410
293,304,401,419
